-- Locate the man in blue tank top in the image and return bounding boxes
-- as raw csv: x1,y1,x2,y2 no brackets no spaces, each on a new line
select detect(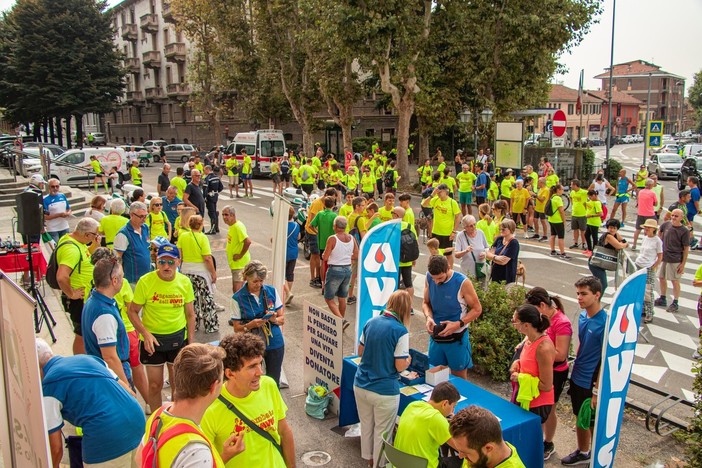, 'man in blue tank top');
608,169,635,225
422,255,482,379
